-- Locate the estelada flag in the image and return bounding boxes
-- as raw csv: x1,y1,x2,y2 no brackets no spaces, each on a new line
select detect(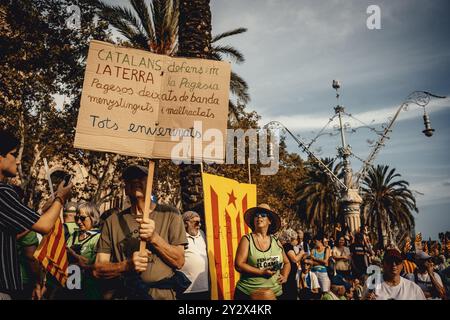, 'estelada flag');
33,218,68,286
202,173,256,300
